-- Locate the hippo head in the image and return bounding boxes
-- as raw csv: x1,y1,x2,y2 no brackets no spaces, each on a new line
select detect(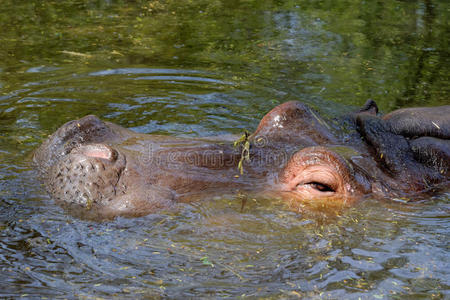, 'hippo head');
250,101,448,207
33,101,449,217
